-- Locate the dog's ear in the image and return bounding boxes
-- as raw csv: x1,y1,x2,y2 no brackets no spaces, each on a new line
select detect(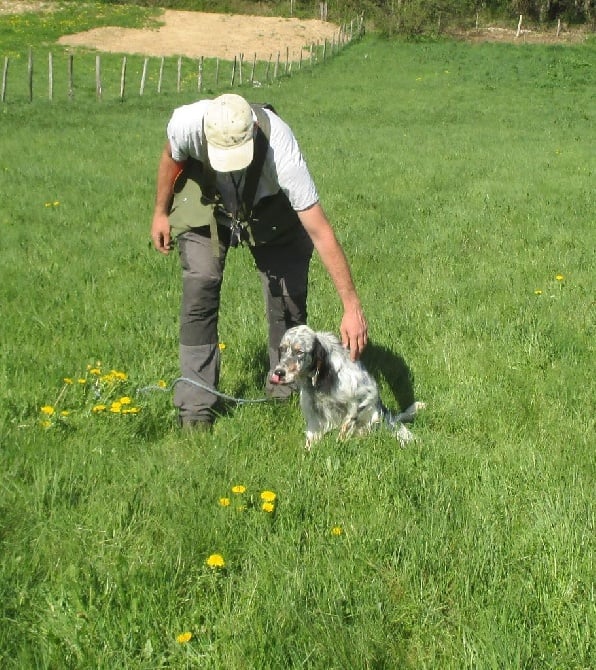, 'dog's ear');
311,336,329,386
